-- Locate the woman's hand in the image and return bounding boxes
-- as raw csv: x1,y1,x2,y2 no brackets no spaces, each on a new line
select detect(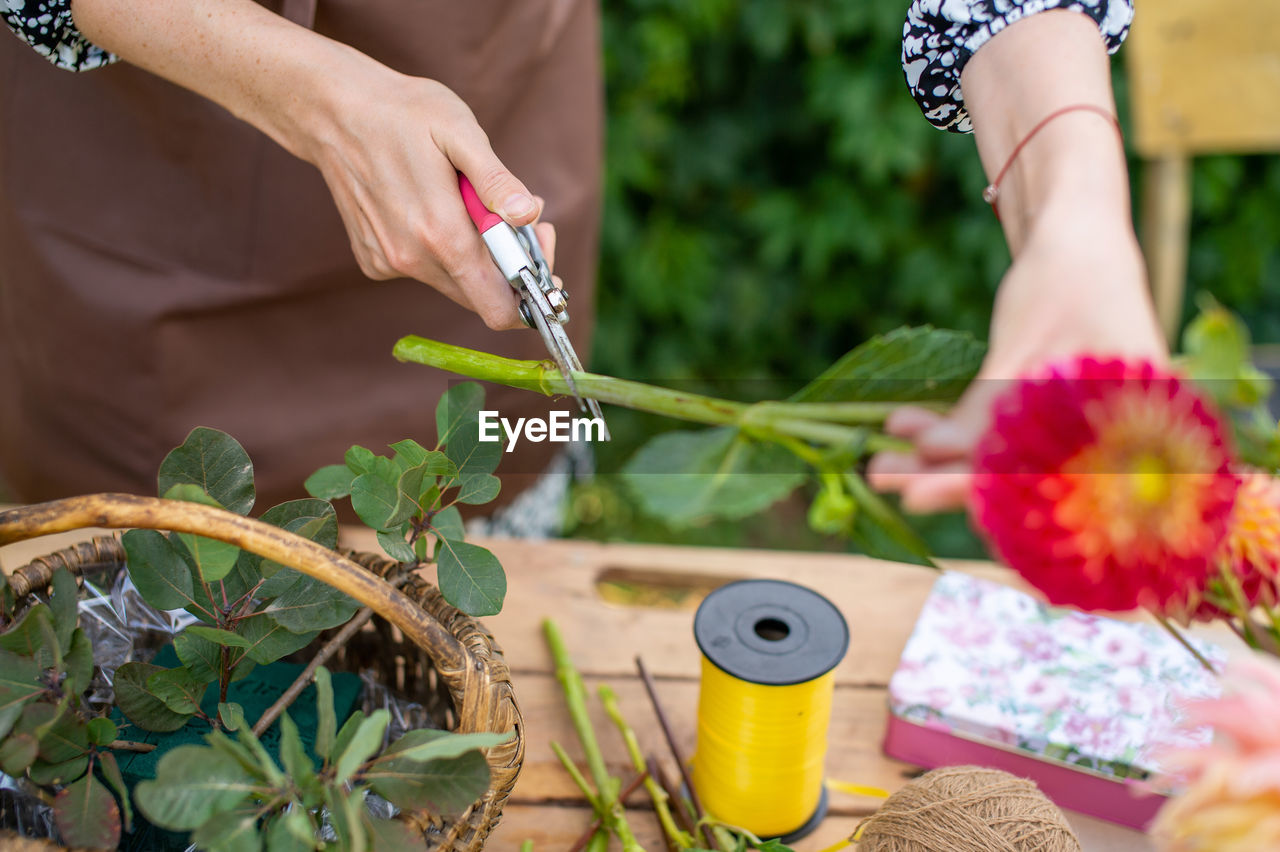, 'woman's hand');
868,212,1165,512
299,70,555,330
72,0,550,330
